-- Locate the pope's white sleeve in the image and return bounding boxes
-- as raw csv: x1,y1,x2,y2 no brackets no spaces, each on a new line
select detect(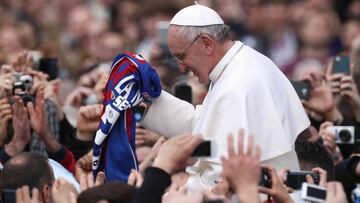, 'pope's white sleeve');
141,90,195,138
